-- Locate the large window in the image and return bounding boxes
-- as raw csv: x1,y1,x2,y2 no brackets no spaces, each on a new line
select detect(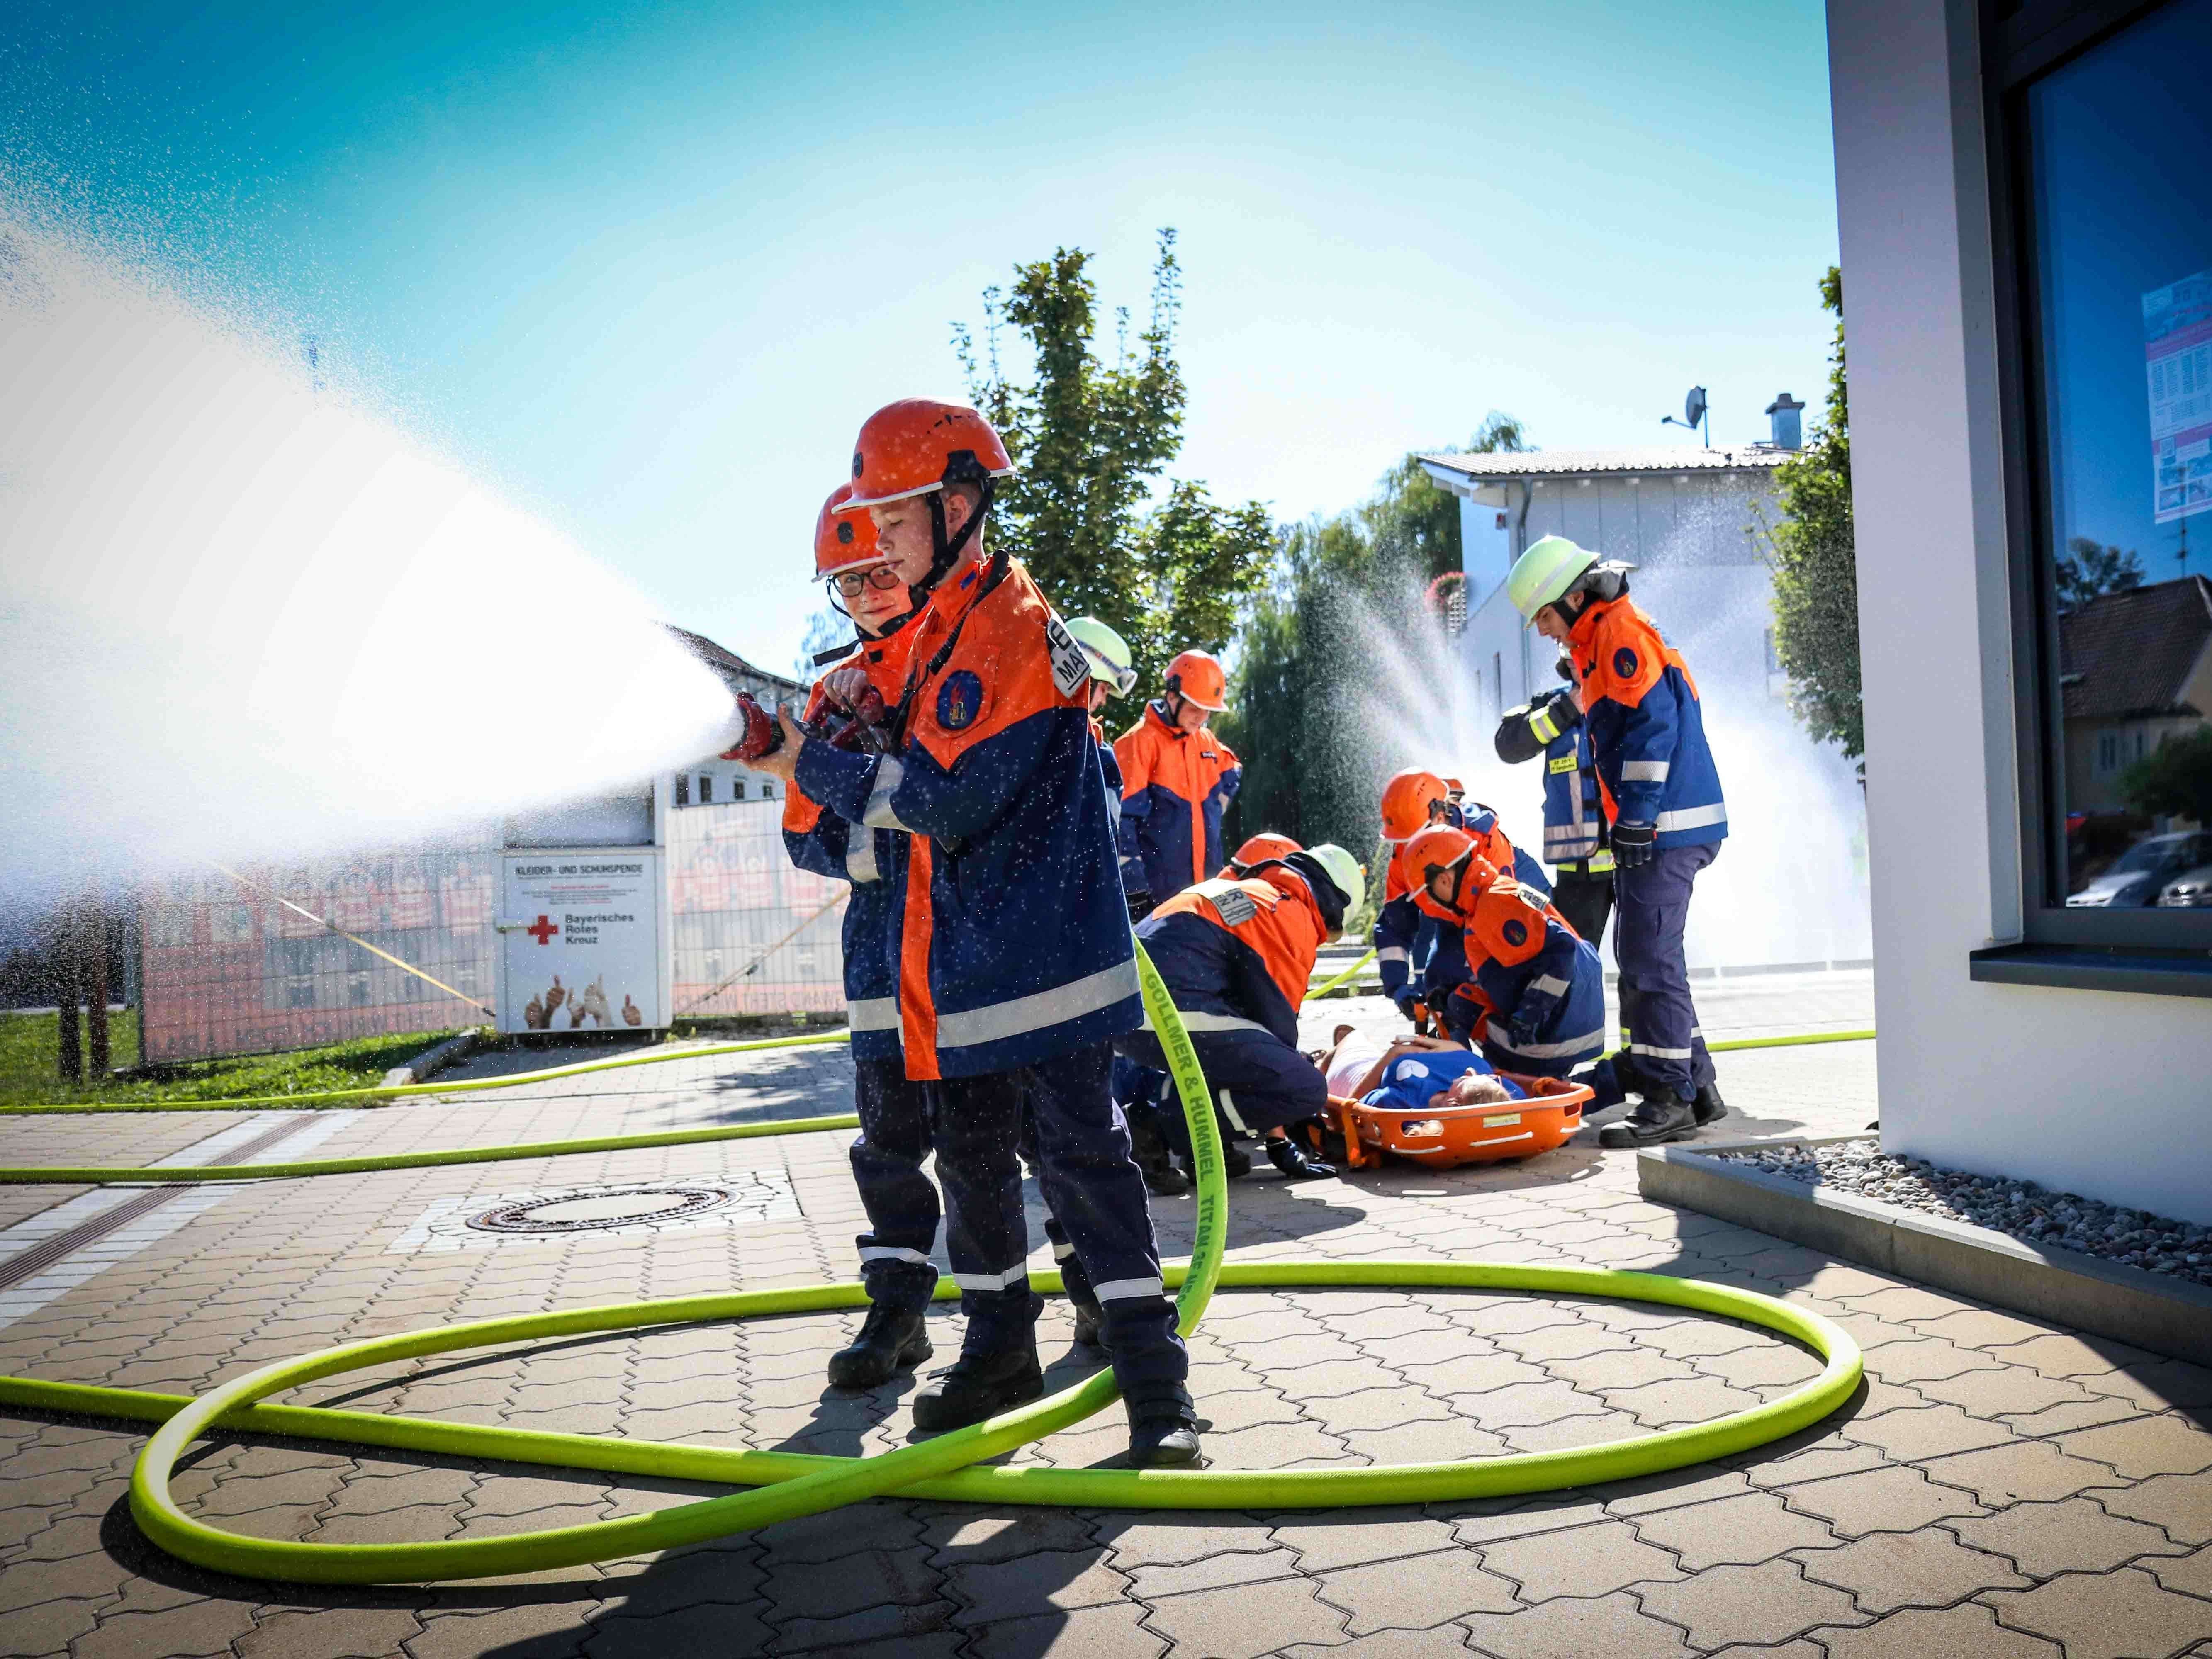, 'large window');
2000,0,2212,945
